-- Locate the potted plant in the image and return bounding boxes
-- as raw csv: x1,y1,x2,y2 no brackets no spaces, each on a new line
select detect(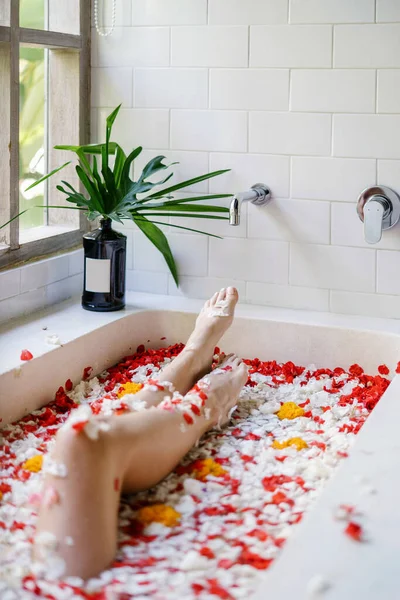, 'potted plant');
27,105,232,312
